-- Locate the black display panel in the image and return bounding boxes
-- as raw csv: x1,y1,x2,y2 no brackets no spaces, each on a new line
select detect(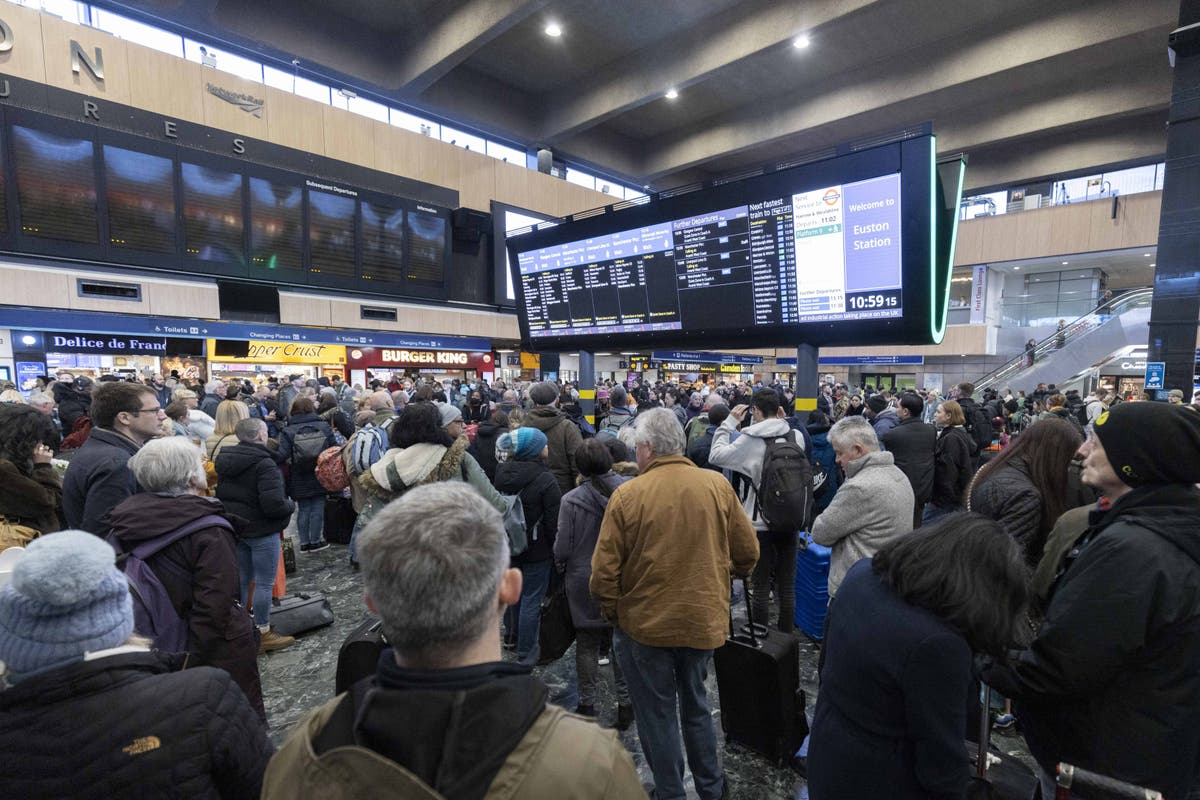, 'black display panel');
104,145,175,254
13,125,98,244
361,200,404,287
248,176,303,274
406,208,446,285
508,135,959,350
307,189,356,281
490,201,556,306
181,161,244,265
